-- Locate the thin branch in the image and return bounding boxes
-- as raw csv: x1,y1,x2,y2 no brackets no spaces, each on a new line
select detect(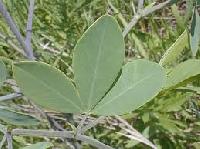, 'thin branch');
117,131,155,147
123,0,171,37
39,42,69,57
25,0,35,48
0,0,34,59
115,116,136,132
46,115,76,149
12,129,114,149
81,116,105,134
4,79,17,87
6,132,13,149
76,115,88,135
138,0,145,11
28,100,76,149
115,116,157,149
142,0,171,16
0,93,22,102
